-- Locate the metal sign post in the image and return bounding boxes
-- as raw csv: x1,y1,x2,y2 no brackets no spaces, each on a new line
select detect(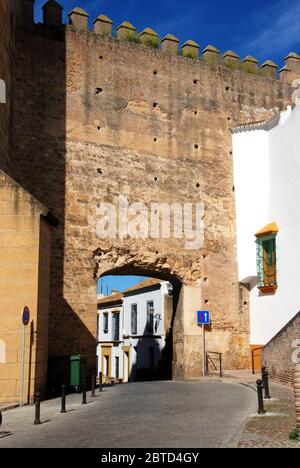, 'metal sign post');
197,311,211,377
20,307,30,406
202,324,206,377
